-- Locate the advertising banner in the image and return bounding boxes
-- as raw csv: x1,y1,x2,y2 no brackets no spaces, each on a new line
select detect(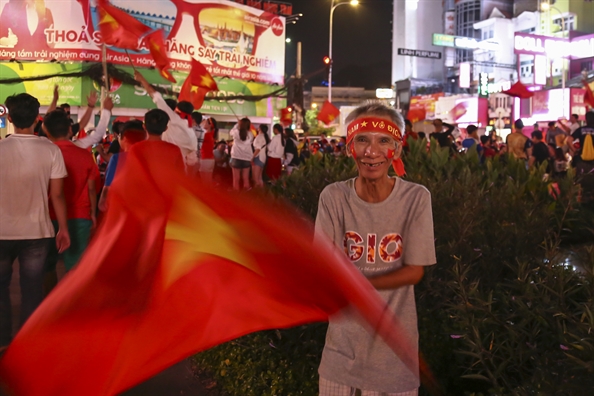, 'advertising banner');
0,0,285,84
1,63,284,118
0,62,86,105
